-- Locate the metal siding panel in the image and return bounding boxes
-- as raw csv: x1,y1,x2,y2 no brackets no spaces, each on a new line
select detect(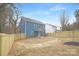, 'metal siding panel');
25,22,33,37
19,19,45,37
